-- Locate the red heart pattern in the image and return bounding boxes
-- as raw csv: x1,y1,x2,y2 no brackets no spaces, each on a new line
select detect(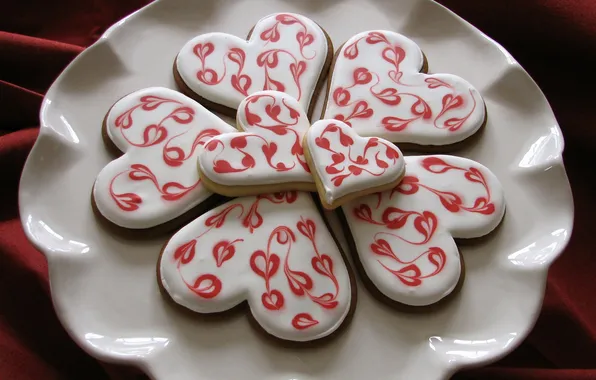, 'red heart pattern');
324,31,486,147
92,87,235,229
304,119,406,209
159,191,353,342
342,155,505,307
175,13,331,115
198,90,316,197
